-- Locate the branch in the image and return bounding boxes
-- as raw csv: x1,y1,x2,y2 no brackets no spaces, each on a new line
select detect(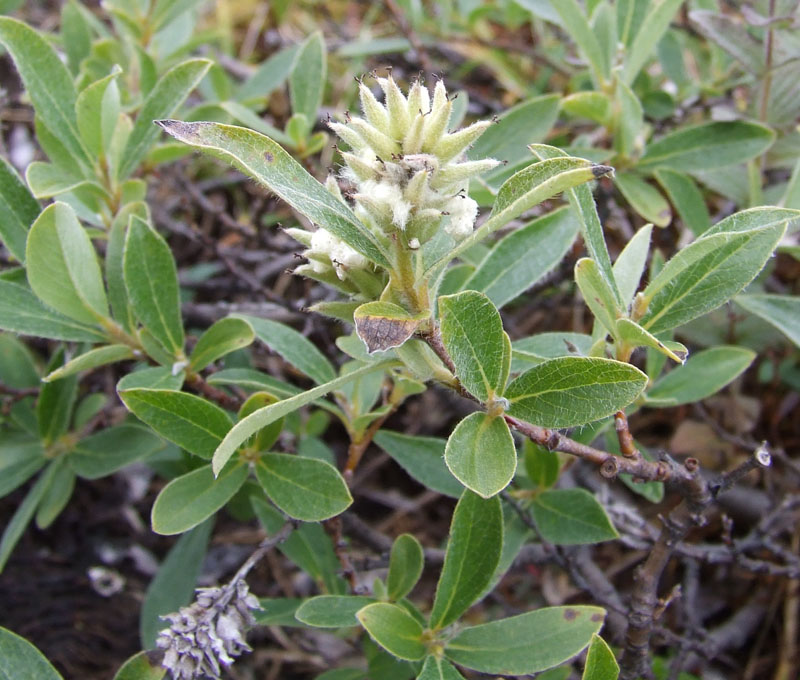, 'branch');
619,446,772,680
